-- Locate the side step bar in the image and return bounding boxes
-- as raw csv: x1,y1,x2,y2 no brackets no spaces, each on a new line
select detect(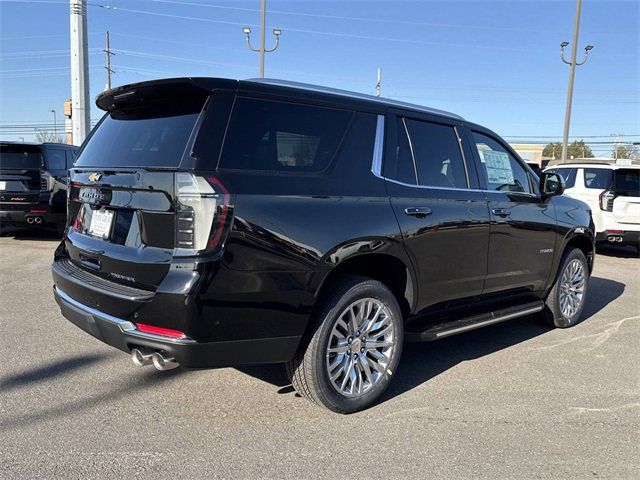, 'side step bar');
405,300,545,342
